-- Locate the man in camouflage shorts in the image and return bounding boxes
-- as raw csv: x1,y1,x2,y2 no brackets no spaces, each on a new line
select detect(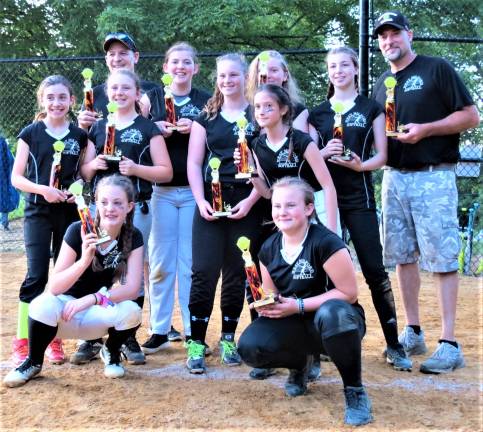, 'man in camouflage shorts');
372,11,480,373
